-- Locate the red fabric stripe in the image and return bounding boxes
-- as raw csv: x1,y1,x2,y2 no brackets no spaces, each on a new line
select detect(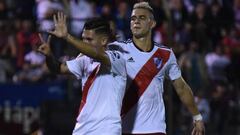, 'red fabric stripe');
78,65,100,114
121,48,170,117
